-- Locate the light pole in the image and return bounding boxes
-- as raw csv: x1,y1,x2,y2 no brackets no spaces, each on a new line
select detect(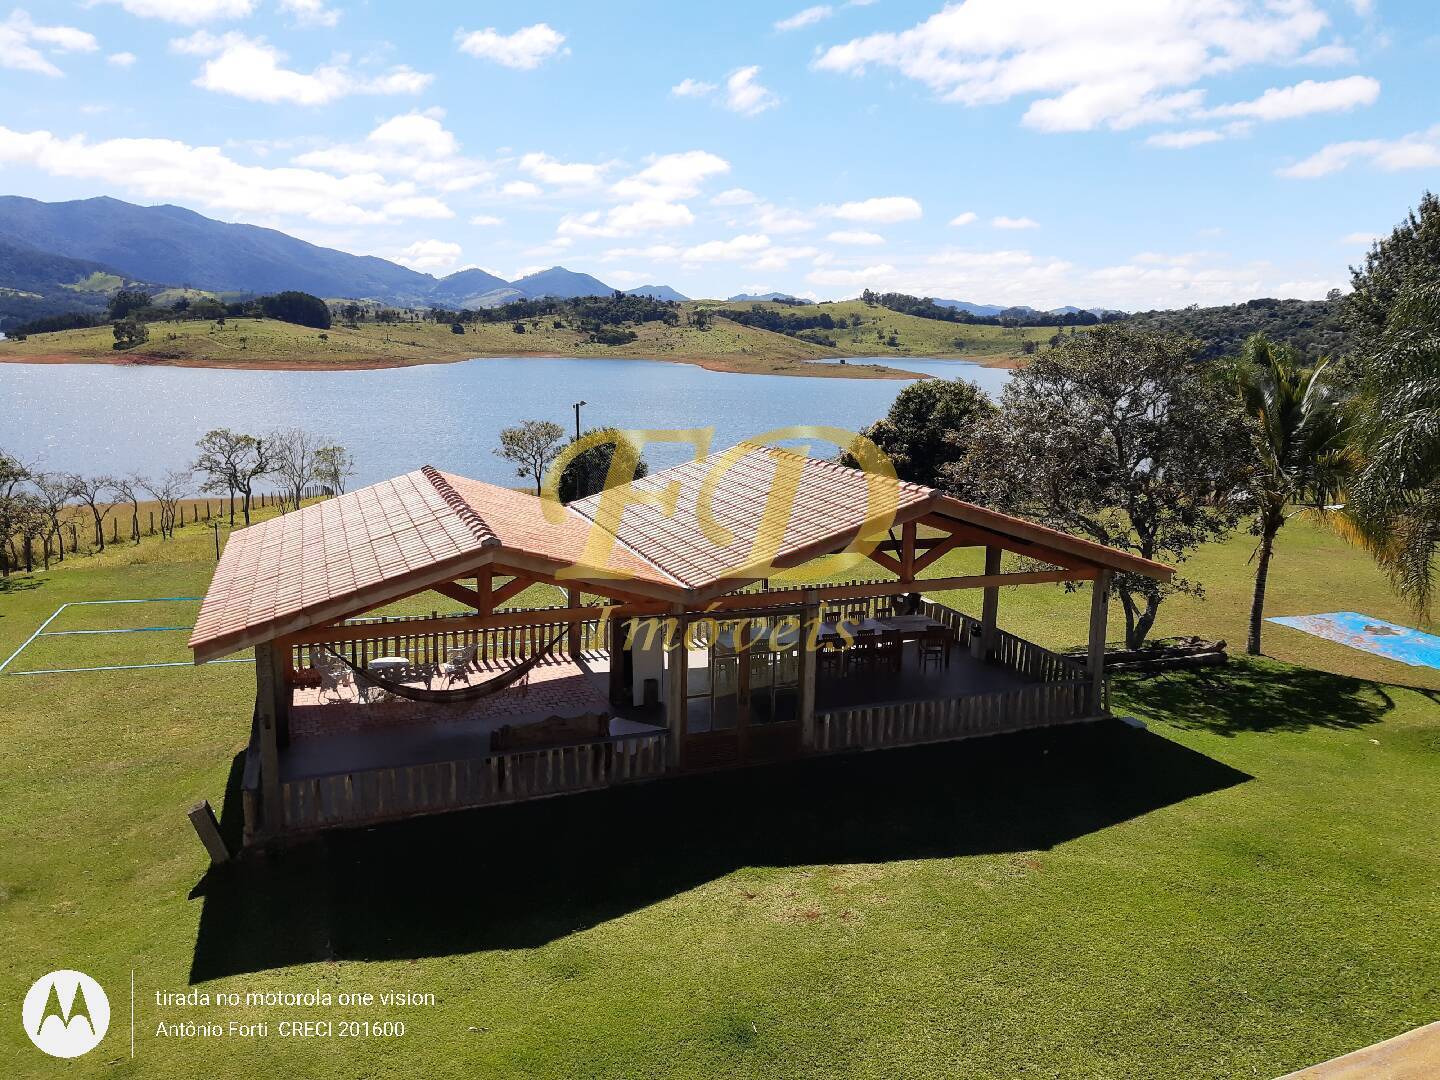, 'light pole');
572,400,587,440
